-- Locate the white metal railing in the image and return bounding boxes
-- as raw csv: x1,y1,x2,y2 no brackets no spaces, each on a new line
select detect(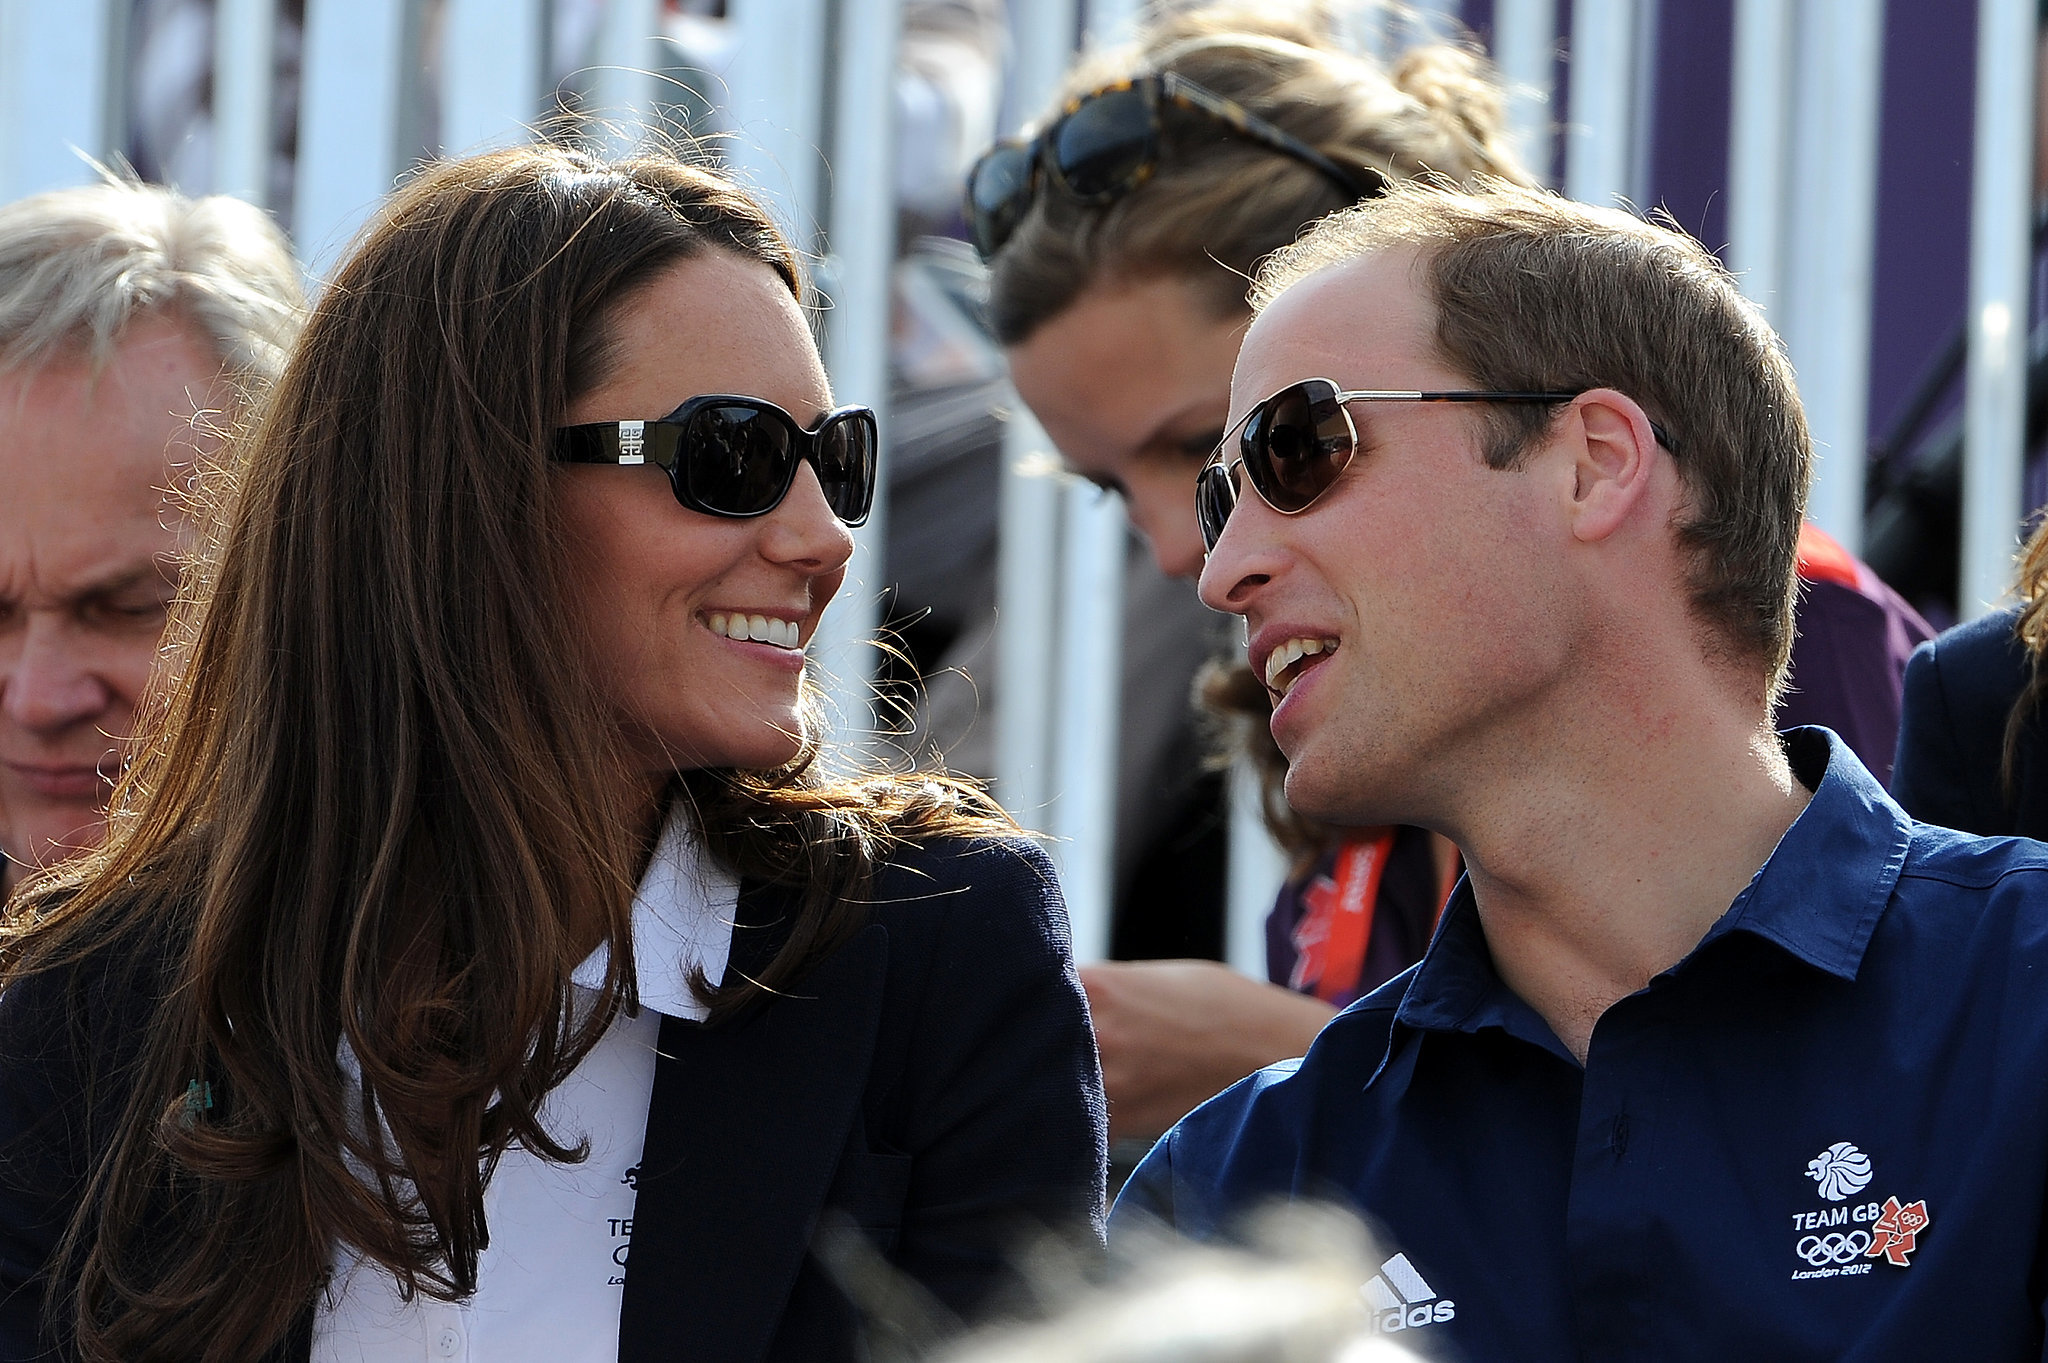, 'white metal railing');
1726,0,1793,311
442,0,547,158
1778,0,1886,554
814,0,903,745
1962,0,2040,616
989,0,1079,834
1564,0,1638,207
1494,0,1559,184
0,0,2039,969
295,0,413,278
213,0,277,204
0,0,121,202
